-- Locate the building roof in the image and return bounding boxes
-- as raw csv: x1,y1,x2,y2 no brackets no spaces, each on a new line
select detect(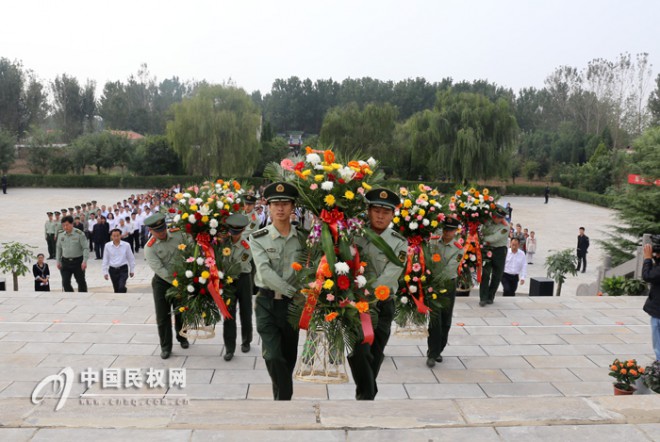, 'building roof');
109,130,145,140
